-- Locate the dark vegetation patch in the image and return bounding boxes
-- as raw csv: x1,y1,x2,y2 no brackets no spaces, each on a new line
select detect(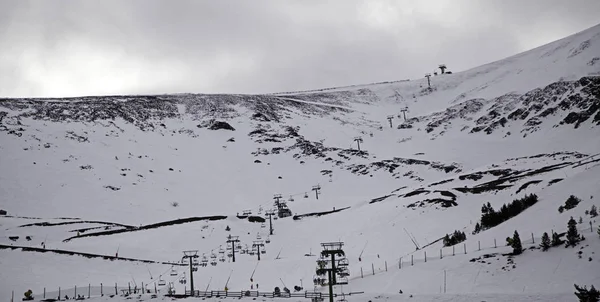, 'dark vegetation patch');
369,194,395,204
407,198,457,208
436,190,457,199
19,220,134,229
515,180,543,194
293,207,350,220
247,216,266,223
391,186,408,193
0,244,182,265
403,189,430,197
429,178,454,186
456,162,572,195
548,178,564,185
458,169,514,181
63,216,227,242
